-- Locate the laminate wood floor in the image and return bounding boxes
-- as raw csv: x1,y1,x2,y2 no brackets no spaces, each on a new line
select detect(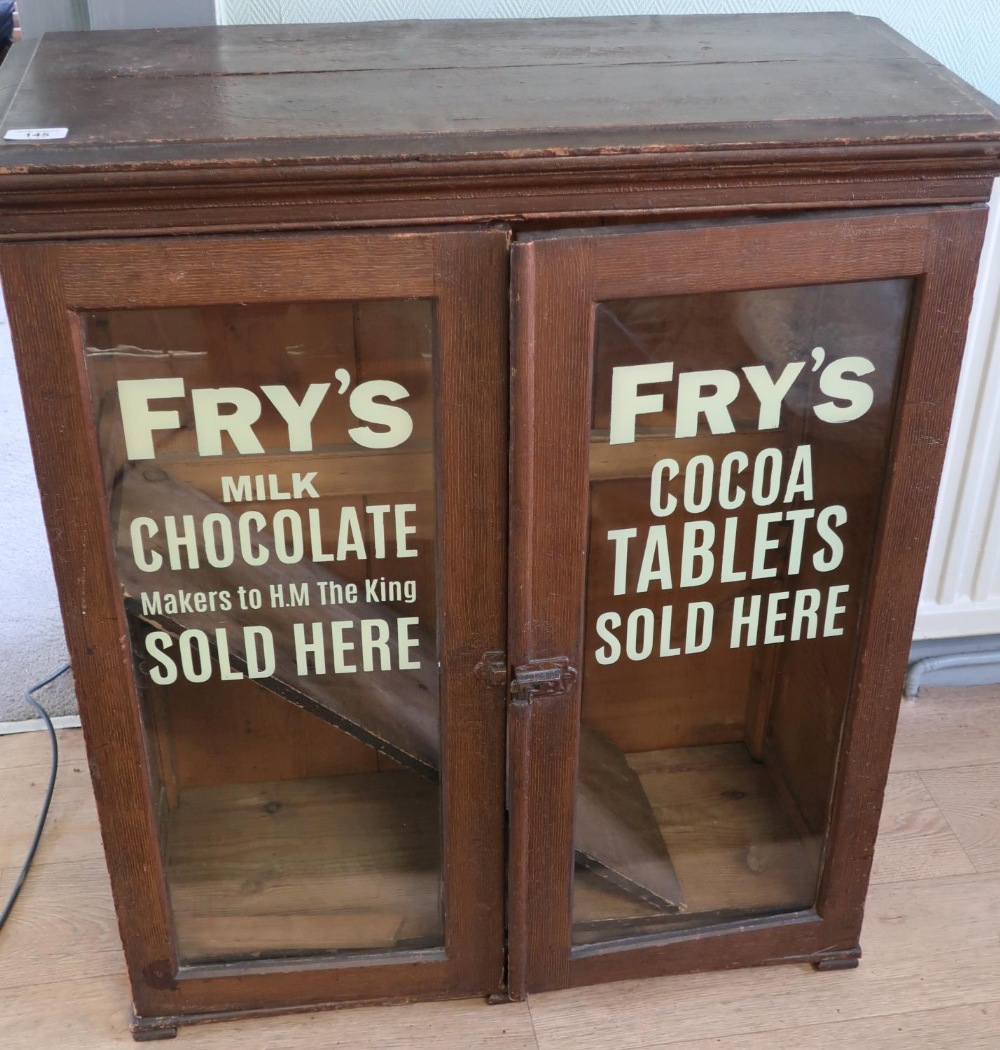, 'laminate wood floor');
2,685,1000,1048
